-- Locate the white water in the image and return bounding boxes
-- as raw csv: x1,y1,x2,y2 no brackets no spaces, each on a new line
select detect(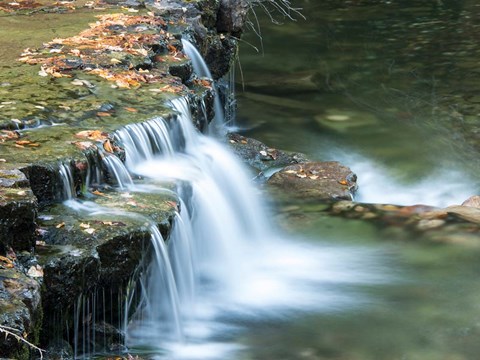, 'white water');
58,44,396,359
112,97,394,359
181,39,232,131
327,152,477,207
